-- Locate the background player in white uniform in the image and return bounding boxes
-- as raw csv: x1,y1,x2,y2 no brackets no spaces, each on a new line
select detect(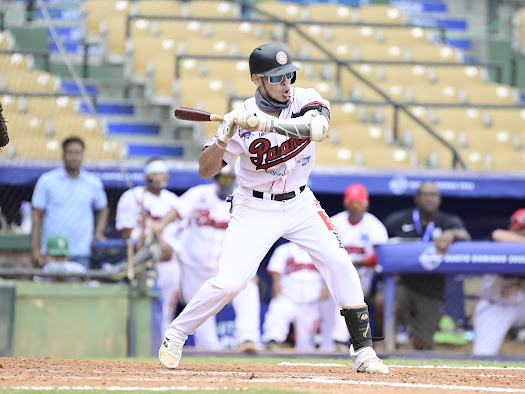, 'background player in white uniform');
319,184,388,351
473,208,525,356
176,166,261,352
159,43,388,374
262,241,325,350
115,158,186,338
